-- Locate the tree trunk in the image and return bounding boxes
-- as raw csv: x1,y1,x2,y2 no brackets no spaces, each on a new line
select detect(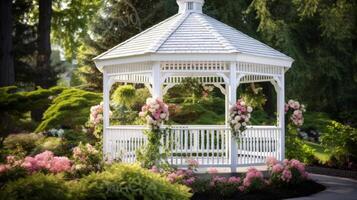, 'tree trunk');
36,0,52,88
0,0,15,86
